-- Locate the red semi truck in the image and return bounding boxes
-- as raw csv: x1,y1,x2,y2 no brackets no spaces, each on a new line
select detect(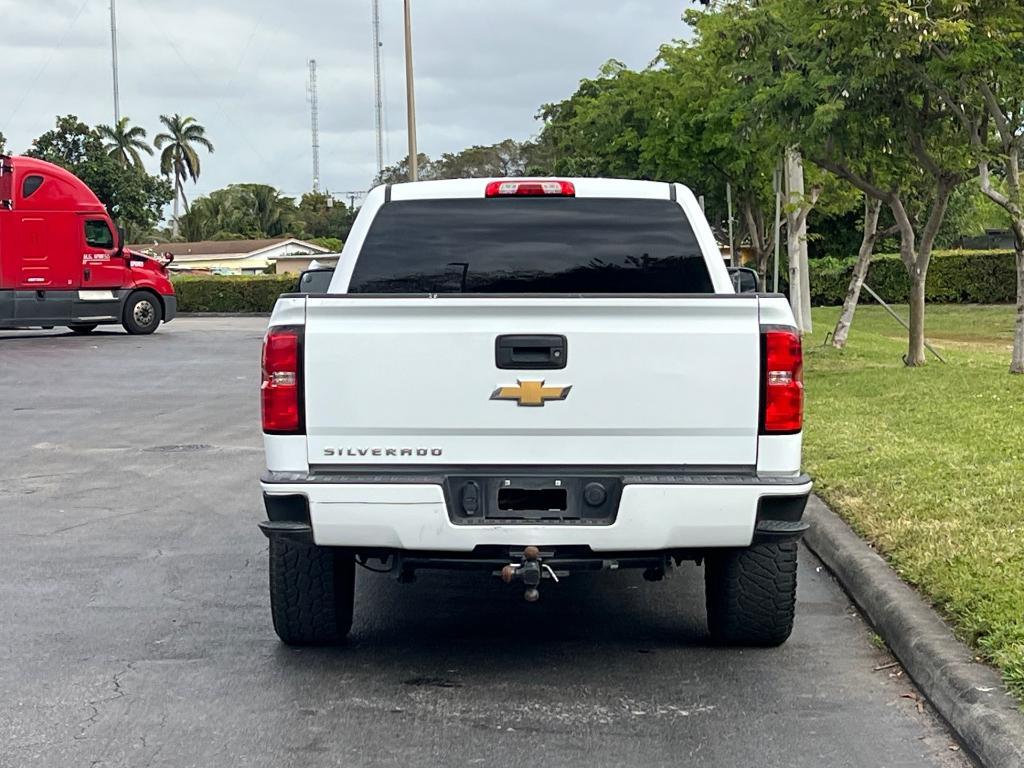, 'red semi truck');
0,155,176,335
